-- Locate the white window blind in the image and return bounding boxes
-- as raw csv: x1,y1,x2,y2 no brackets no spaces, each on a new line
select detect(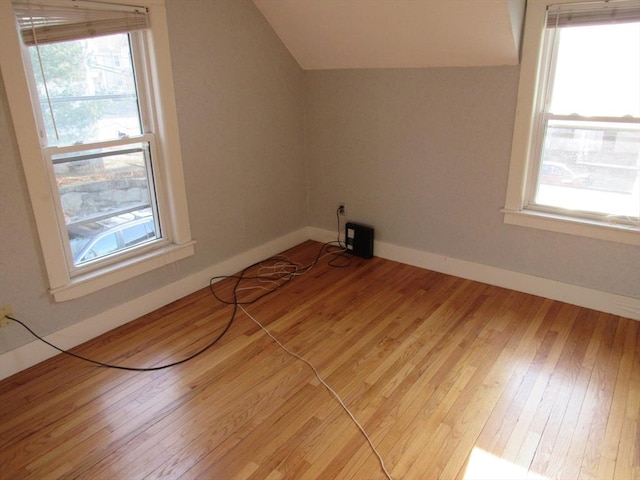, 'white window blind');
547,0,640,28
13,0,149,46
